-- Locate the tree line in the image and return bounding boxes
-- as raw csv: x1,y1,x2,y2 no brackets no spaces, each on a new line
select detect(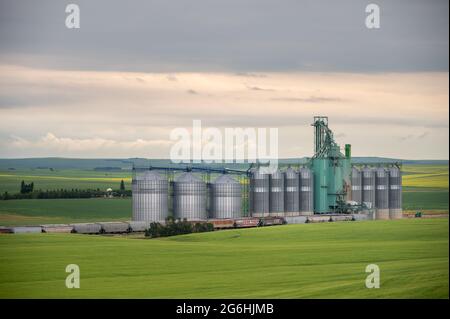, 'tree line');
1,180,130,200
145,217,214,238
